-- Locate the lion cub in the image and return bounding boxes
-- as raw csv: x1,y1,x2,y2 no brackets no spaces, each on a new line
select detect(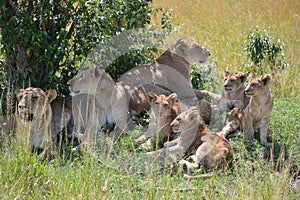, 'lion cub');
219,70,249,111
171,106,233,172
243,74,274,146
219,74,274,147
135,92,211,149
